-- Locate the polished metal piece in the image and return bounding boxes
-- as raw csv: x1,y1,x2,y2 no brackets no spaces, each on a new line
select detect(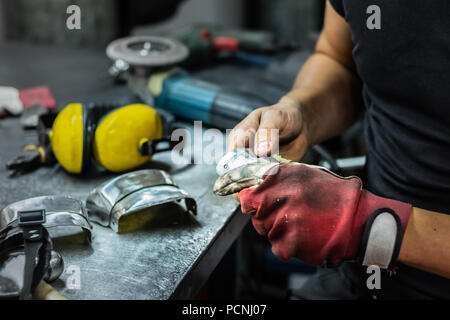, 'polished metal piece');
44,250,65,283
0,196,92,241
216,148,264,176
86,169,197,232
214,148,281,196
